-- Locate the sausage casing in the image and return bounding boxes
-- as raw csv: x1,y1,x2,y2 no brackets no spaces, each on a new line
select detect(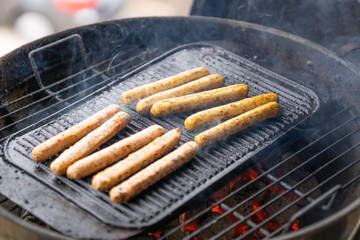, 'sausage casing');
120,67,210,104
92,128,181,191
195,102,281,147
150,84,249,117
109,141,199,203
32,104,122,162
136,74,224,114
66,125,165,179
50,111,130,175
185,93,279,131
